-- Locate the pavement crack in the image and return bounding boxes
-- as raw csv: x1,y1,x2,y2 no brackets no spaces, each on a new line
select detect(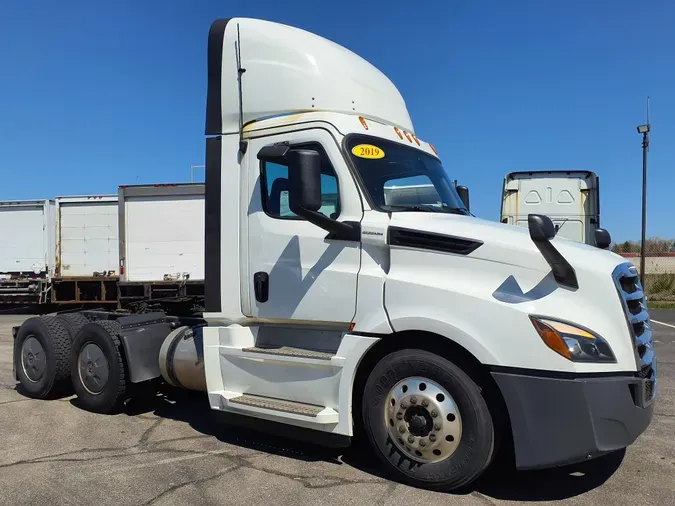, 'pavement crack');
0,398,32,406
377,481,398,505
139,418,165,449
228,453,384,489
142,465,240,505
655,412,675,418
0,446,138,469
